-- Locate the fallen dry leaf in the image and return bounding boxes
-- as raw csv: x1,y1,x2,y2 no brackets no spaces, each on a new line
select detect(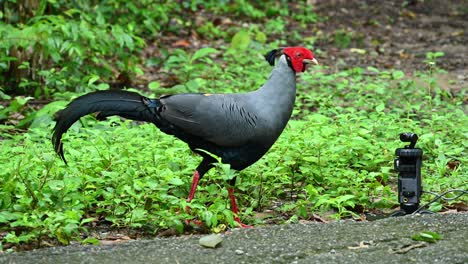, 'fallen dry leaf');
312,214,329,223
172,39,191,48
199,234,223,248
348,241,371,250
401,10,416,19
157,228,180,237
450,30,464,37
253,212,274,220
99,239,131,246
446,160,461,170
